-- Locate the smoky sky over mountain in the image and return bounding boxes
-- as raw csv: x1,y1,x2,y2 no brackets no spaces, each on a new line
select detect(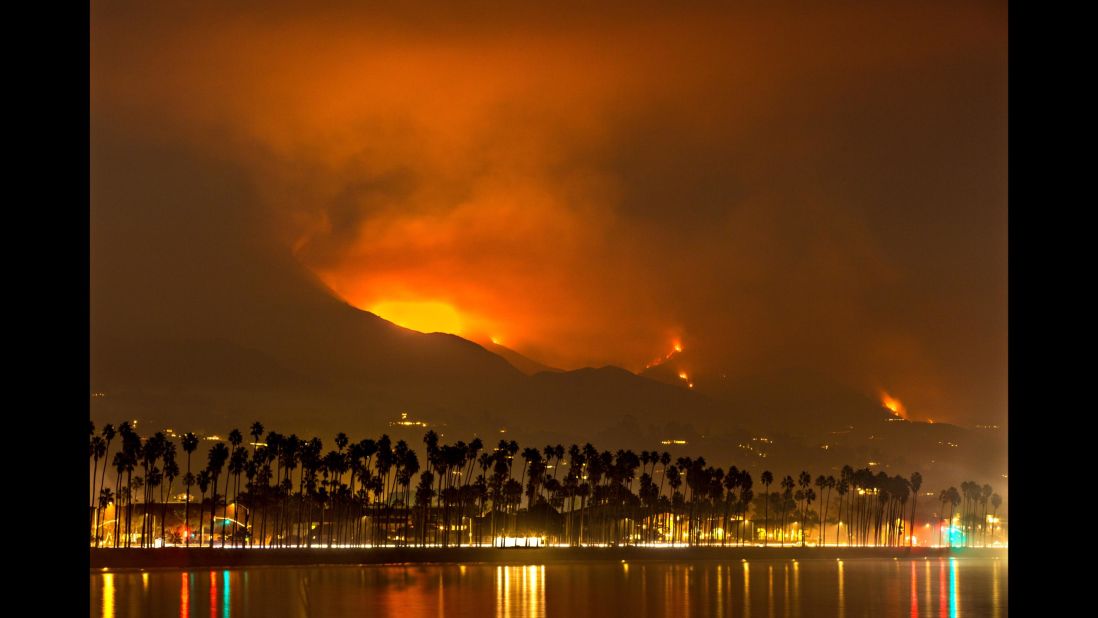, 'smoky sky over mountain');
91,1,1006,427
